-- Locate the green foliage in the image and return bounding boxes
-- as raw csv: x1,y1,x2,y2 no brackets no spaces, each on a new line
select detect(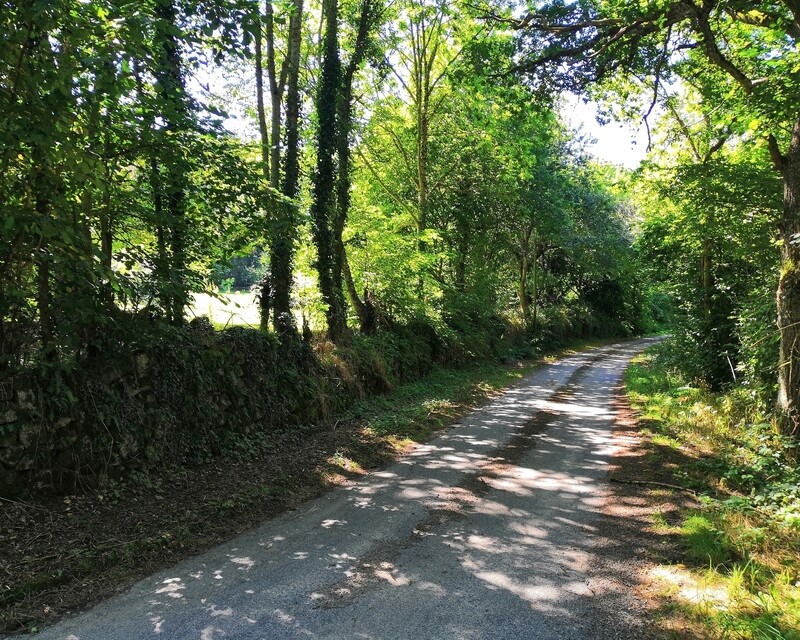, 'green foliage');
1,0,651,495
681,514,734,566
349,19,645,338
626,350,800,638
633,139,781,390
511,0,800,432
0,0,278,372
